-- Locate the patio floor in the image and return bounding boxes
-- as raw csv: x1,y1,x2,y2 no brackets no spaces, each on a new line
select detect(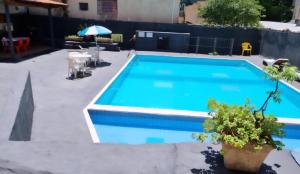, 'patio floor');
0,50,299,174
0,45,52,62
